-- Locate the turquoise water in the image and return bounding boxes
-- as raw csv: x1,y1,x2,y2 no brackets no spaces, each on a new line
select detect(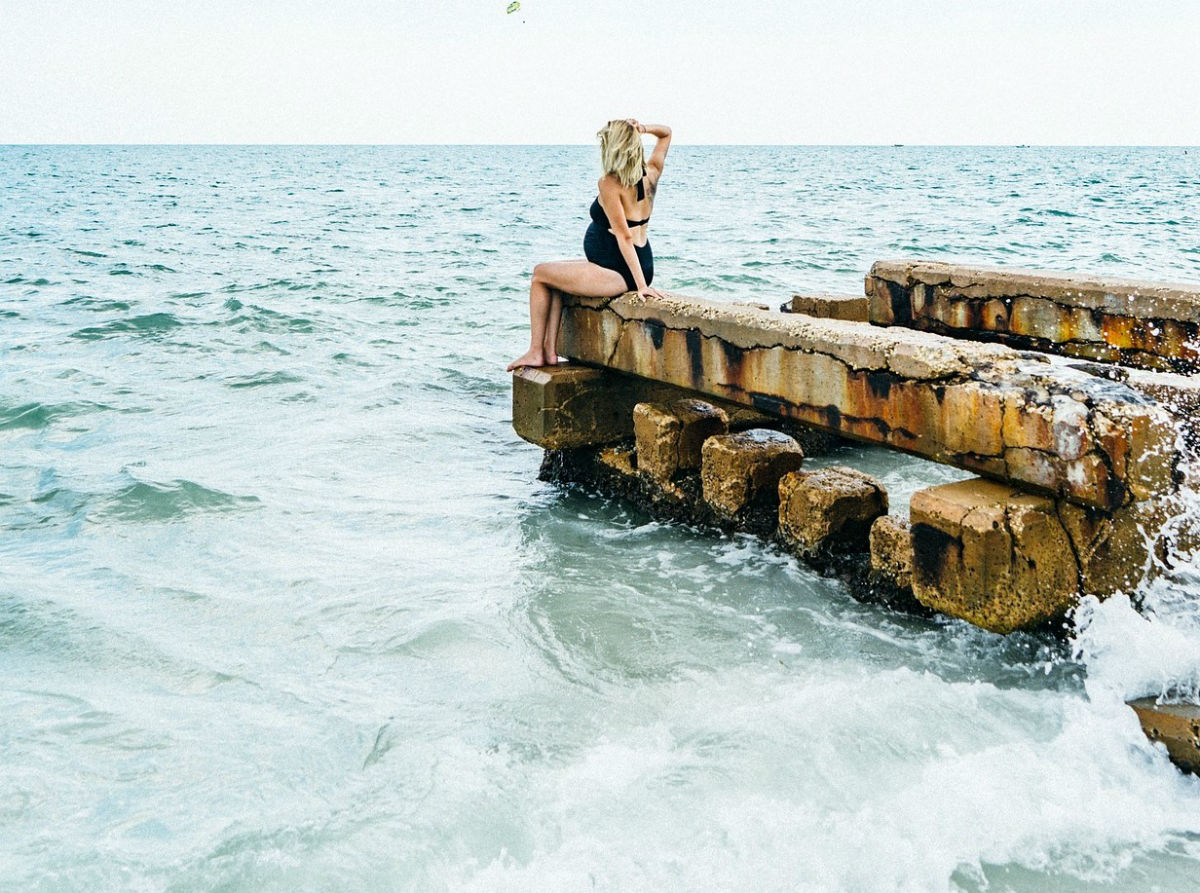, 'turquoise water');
2,145,1200,891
